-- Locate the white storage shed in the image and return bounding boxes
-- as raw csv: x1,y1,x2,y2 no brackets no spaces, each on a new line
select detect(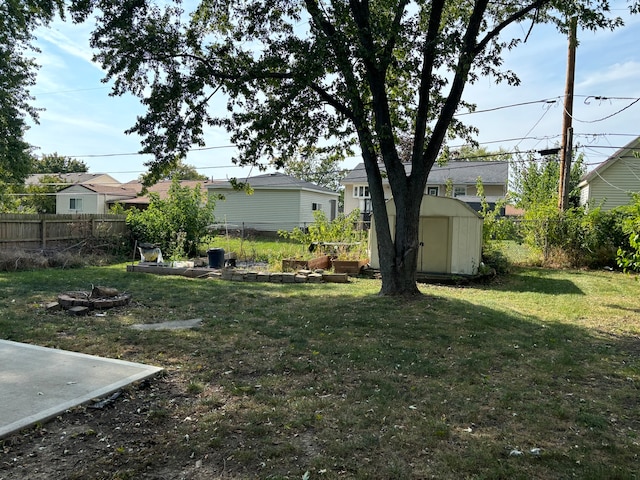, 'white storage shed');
369,195,483,275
